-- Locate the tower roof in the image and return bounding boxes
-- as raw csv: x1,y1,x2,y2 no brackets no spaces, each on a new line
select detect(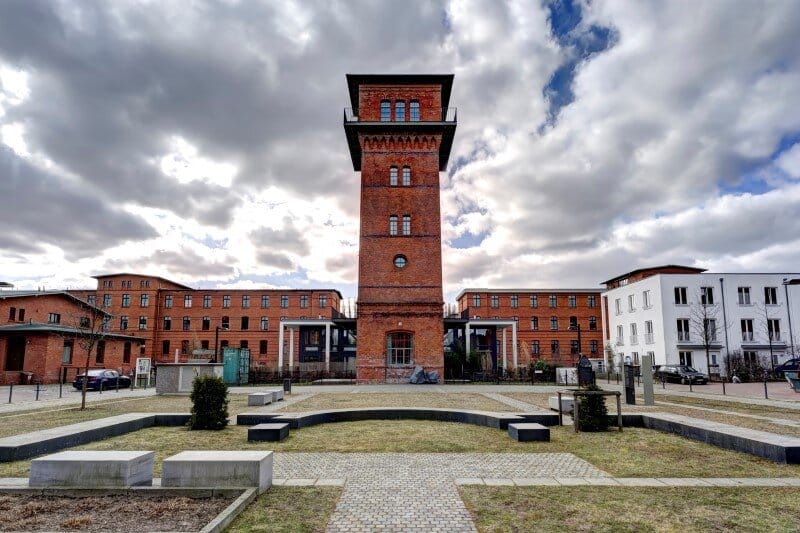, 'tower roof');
346,74,454,111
